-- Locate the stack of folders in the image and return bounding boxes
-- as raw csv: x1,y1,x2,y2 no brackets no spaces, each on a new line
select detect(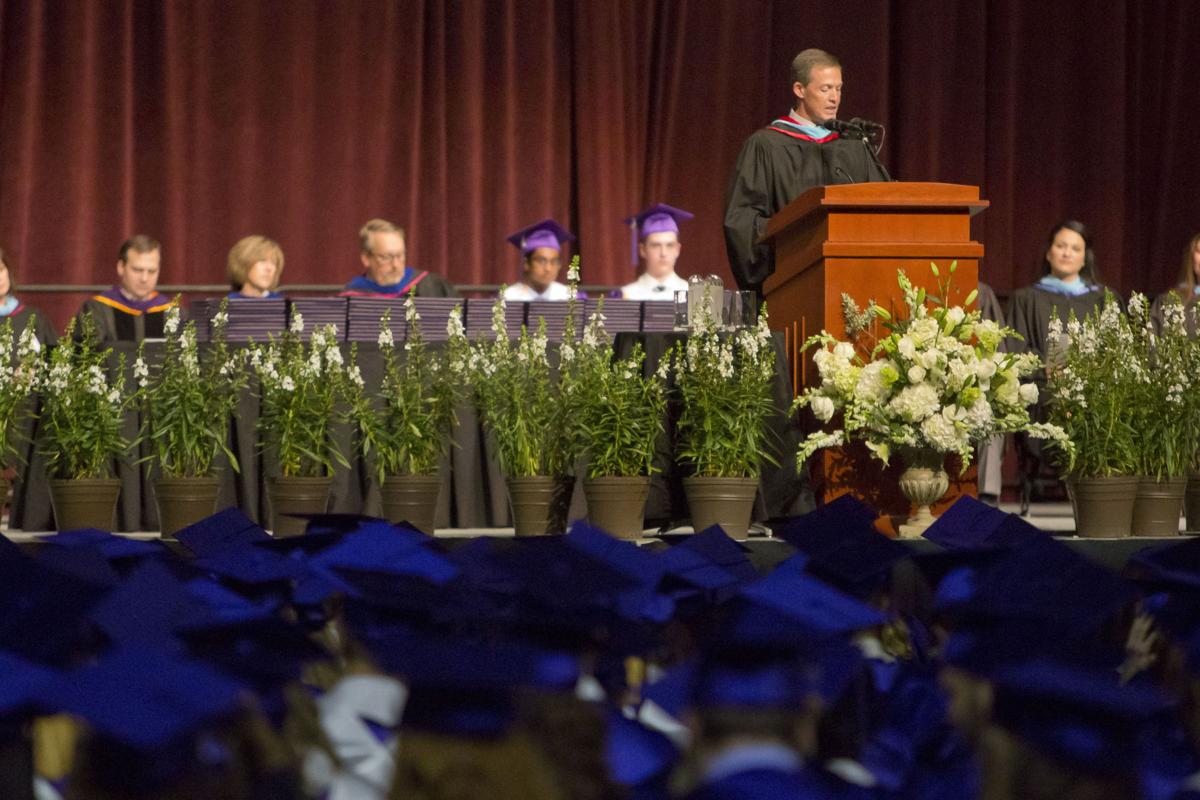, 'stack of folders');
288,297,349,342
